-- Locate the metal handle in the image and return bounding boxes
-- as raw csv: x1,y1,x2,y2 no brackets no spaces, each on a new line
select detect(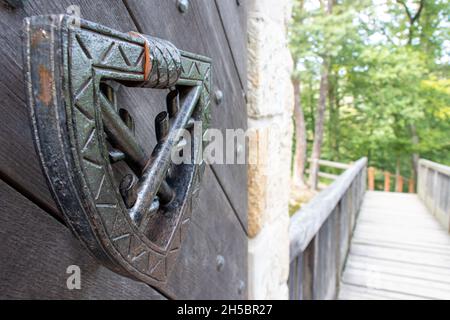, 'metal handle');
24,15,211,286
